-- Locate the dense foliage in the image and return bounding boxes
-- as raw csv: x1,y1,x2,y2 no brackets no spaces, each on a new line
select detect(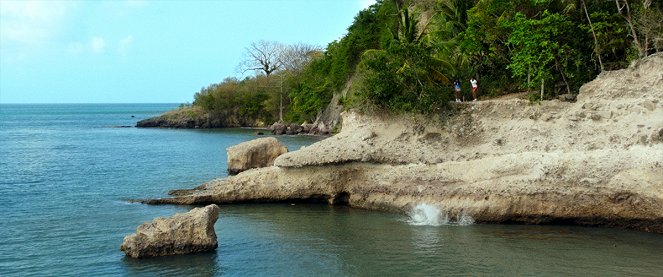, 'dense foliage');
193,77,273,125
192,0,663,124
